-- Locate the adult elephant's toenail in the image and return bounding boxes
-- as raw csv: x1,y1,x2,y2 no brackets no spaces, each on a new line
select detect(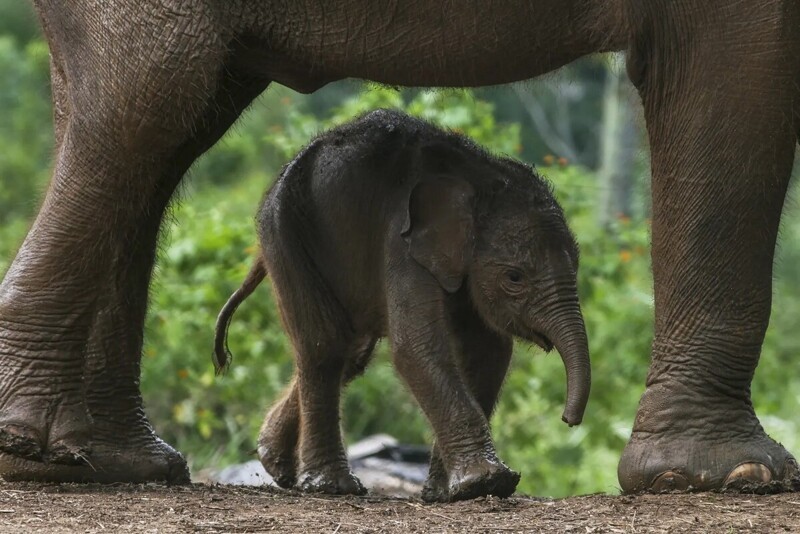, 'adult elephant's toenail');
0,425,44,461
651,471,689,492
724,463,772,486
